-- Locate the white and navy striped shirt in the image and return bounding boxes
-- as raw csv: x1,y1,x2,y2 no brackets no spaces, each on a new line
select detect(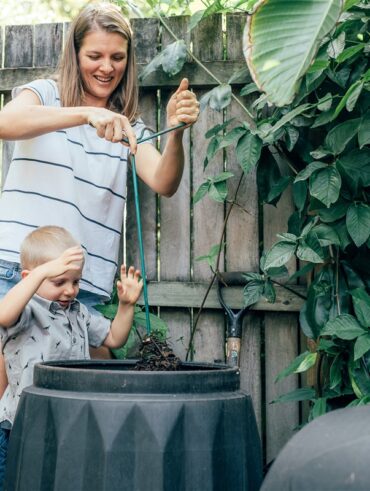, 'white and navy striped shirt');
0,79,153,299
